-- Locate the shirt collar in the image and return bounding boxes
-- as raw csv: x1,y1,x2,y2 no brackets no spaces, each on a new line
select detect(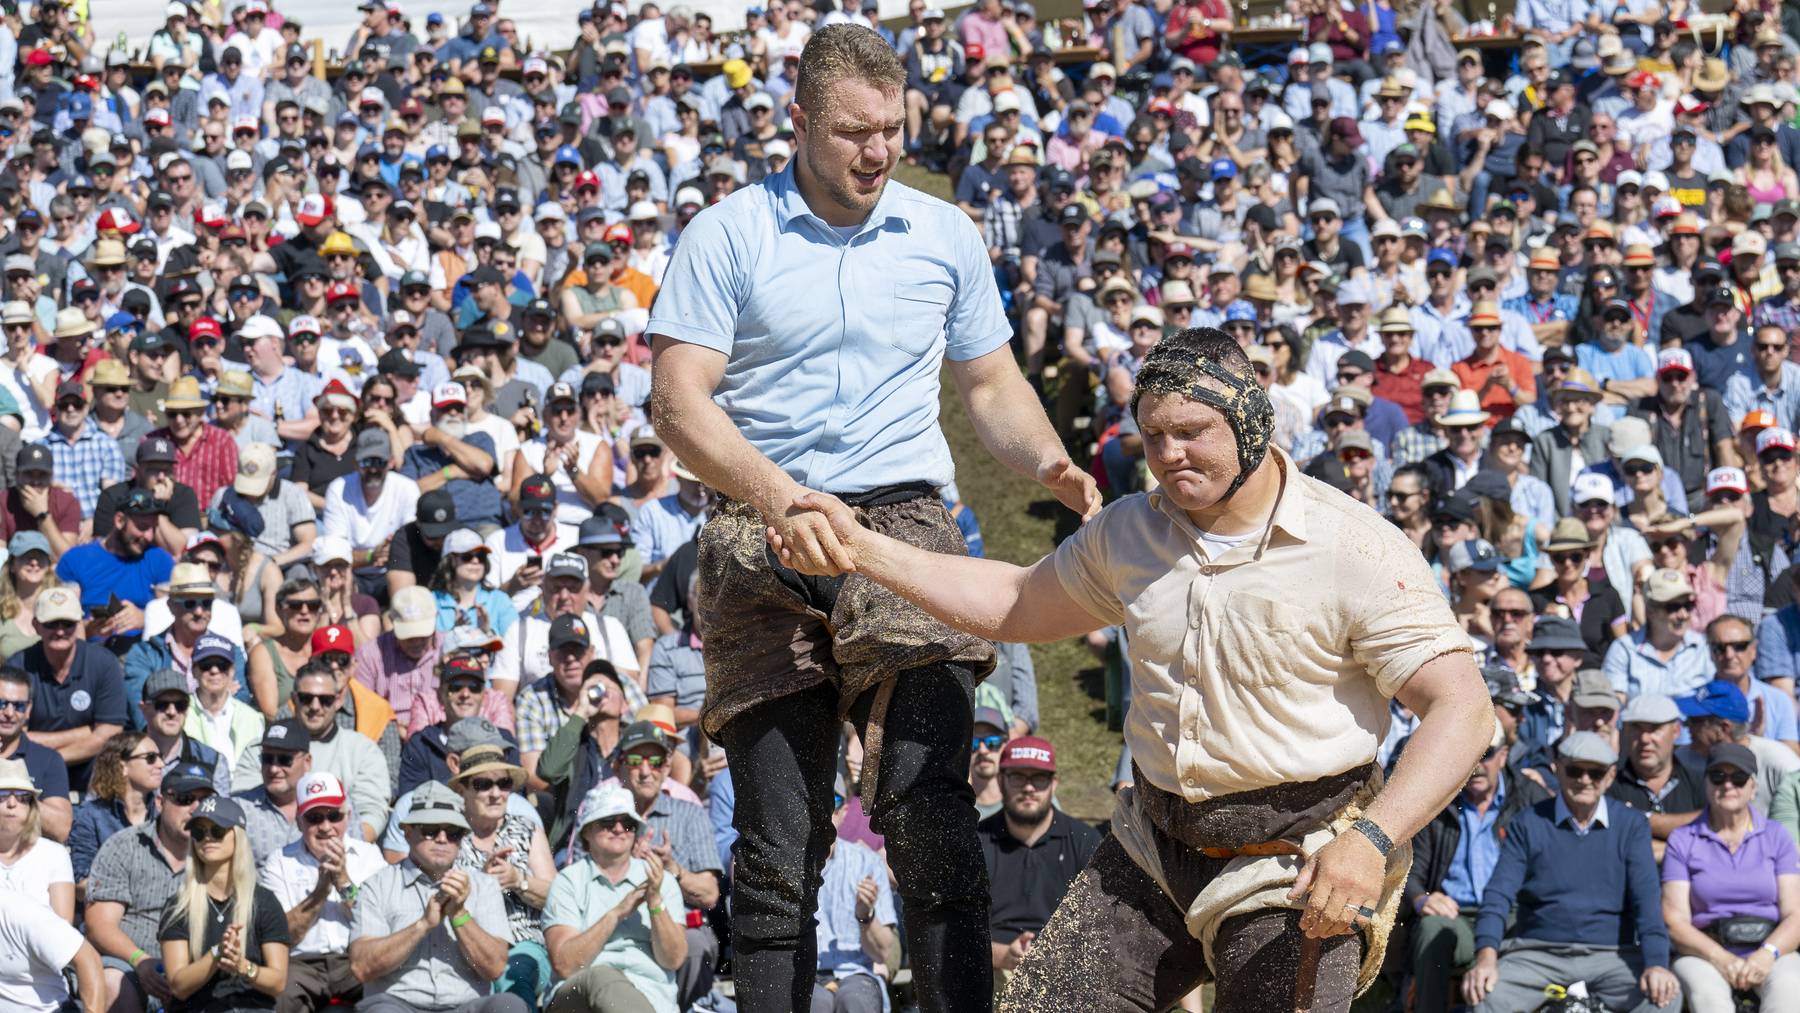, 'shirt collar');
770,161,908,242
1553,794,1610,830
